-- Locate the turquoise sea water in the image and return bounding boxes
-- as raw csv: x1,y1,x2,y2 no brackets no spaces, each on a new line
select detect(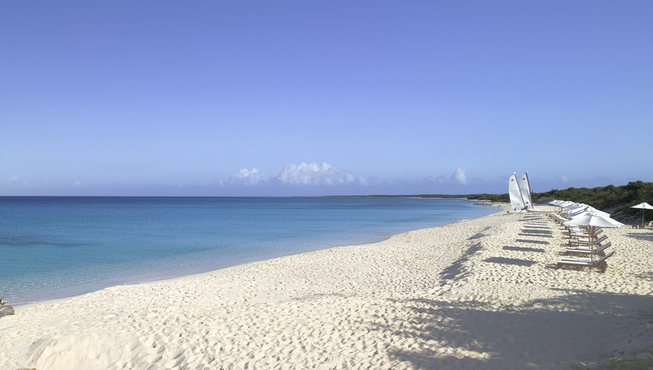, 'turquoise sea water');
0,197,498,304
